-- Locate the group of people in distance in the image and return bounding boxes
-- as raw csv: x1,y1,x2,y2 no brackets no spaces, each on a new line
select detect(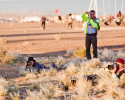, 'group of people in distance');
40,11,124,30
40,13,76,30
32,10,125,85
